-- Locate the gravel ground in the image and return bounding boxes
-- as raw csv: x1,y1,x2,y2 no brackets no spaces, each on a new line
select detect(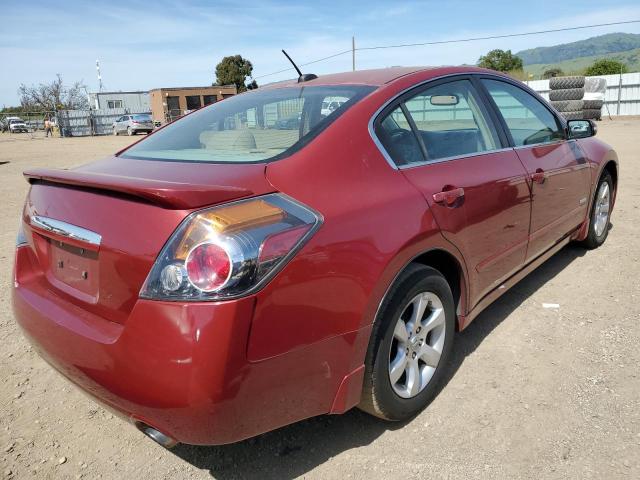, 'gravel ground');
1,122,639,480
